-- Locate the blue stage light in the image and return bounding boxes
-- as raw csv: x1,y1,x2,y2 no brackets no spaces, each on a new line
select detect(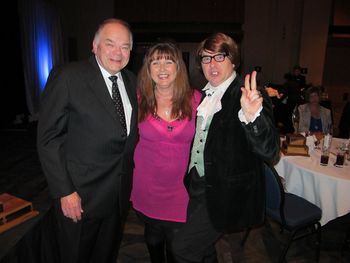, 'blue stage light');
35,20,53,93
